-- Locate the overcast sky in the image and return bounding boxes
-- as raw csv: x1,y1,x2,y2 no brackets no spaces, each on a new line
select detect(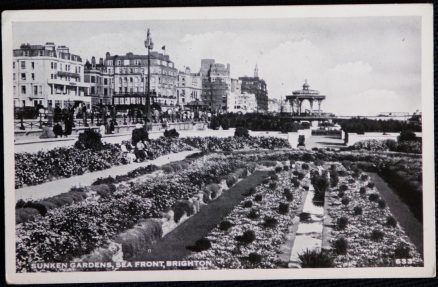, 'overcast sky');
13,17,421,115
